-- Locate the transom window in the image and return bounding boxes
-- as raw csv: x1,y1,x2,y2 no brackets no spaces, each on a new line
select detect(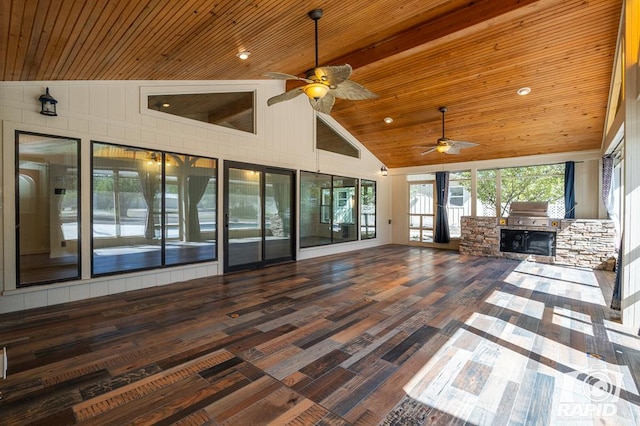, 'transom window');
316,117,360,158
148,92,255,134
